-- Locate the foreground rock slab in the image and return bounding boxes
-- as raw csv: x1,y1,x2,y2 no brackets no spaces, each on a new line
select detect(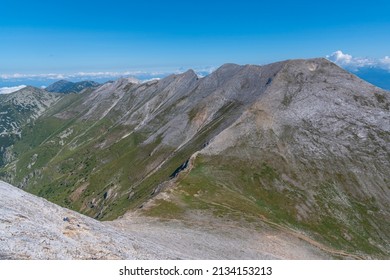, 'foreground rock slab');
0,181,330,259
